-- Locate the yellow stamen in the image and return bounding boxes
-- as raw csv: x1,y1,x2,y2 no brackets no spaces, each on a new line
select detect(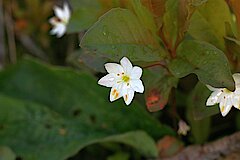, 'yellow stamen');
224,88,231,93
221,106,225,113
112,89,117,95
122,75,130,83
115,92,119,99
125,95,128,101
